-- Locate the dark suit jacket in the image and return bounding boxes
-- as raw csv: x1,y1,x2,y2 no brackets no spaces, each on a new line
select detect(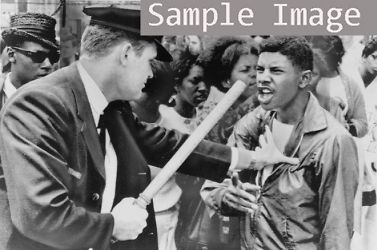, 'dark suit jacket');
0,63,233,250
